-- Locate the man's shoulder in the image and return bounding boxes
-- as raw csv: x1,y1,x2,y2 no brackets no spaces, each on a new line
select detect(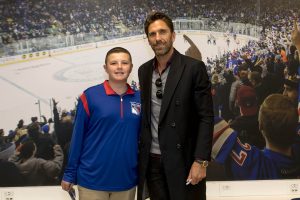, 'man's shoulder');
138,59,154,77
178,51,205,67
139,59,154,69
